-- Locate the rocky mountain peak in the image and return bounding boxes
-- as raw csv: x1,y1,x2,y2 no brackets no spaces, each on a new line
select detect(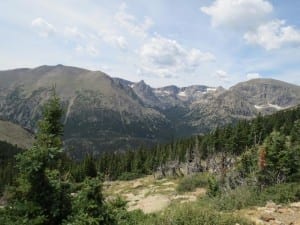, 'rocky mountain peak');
1,66,300,156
